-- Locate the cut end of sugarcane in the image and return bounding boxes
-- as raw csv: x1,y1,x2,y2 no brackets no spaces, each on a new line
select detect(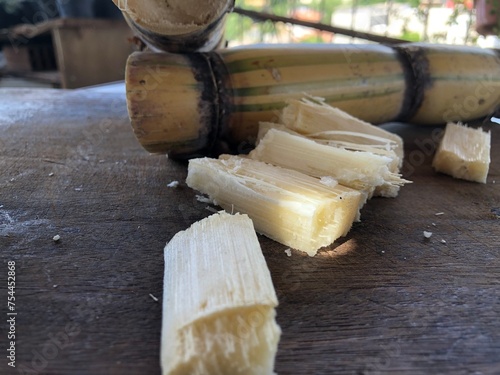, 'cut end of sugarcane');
162,211,280,375
432,122,491,183
186,156,363,256
125,51,217,156
119,0,232,35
